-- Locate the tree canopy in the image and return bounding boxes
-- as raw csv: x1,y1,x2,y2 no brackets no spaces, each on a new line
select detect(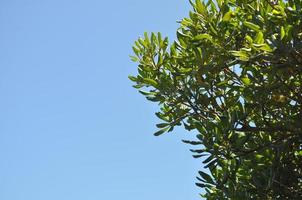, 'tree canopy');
129,0,302,199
